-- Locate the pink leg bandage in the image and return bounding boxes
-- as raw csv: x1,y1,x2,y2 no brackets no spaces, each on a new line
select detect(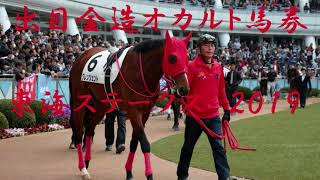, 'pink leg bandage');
125,152,135,171
143,153,152,177
85,136,92,161
76,144,85,170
